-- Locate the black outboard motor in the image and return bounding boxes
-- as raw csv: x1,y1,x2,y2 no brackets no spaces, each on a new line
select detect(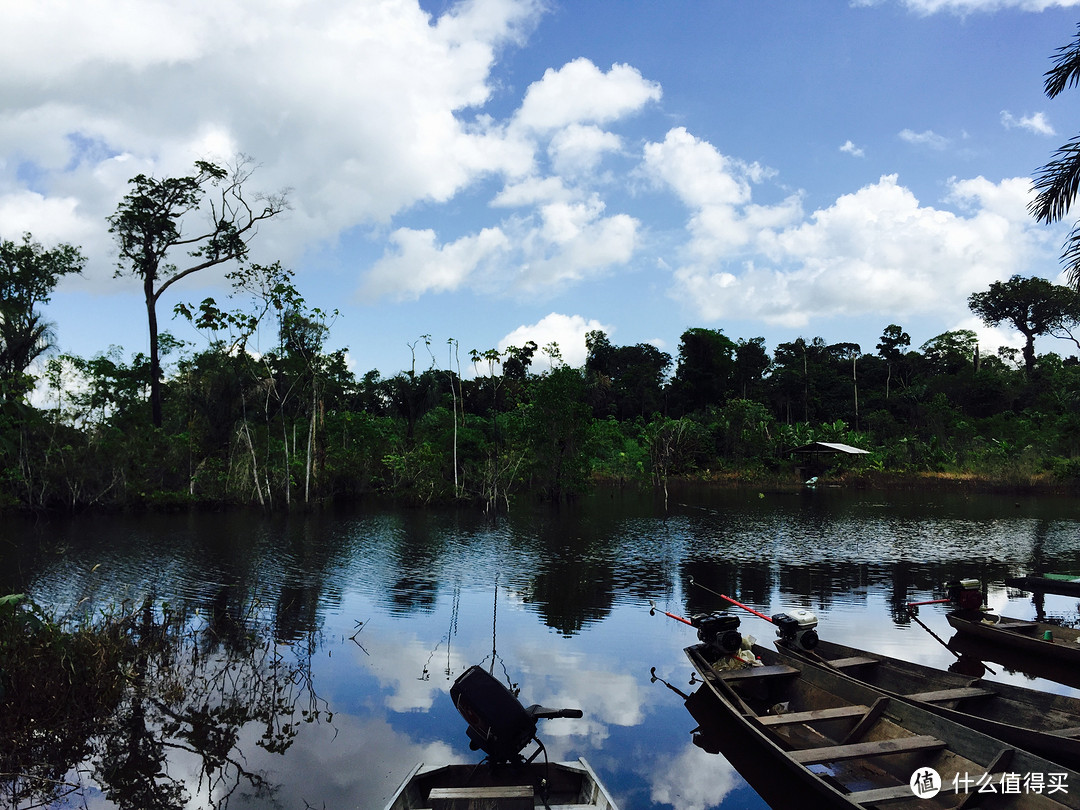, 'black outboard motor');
690,612,743,654
450,665,583,764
